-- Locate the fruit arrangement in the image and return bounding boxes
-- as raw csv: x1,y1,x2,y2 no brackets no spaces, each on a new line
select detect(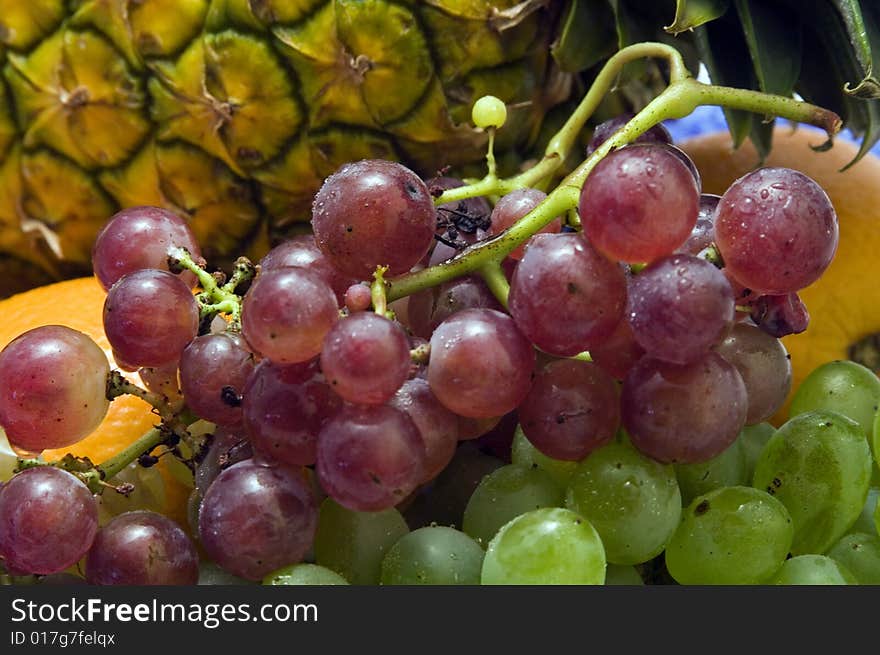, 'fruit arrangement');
1,37,880,587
